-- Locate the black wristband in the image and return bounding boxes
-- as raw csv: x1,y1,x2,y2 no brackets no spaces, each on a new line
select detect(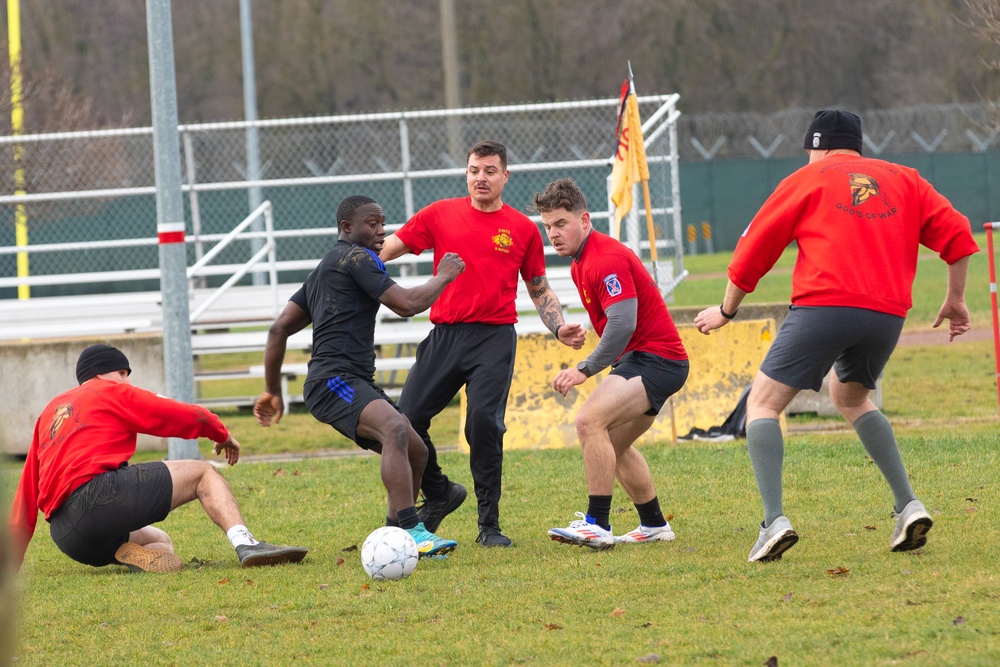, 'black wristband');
719,304,738,320
554,324,563,339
